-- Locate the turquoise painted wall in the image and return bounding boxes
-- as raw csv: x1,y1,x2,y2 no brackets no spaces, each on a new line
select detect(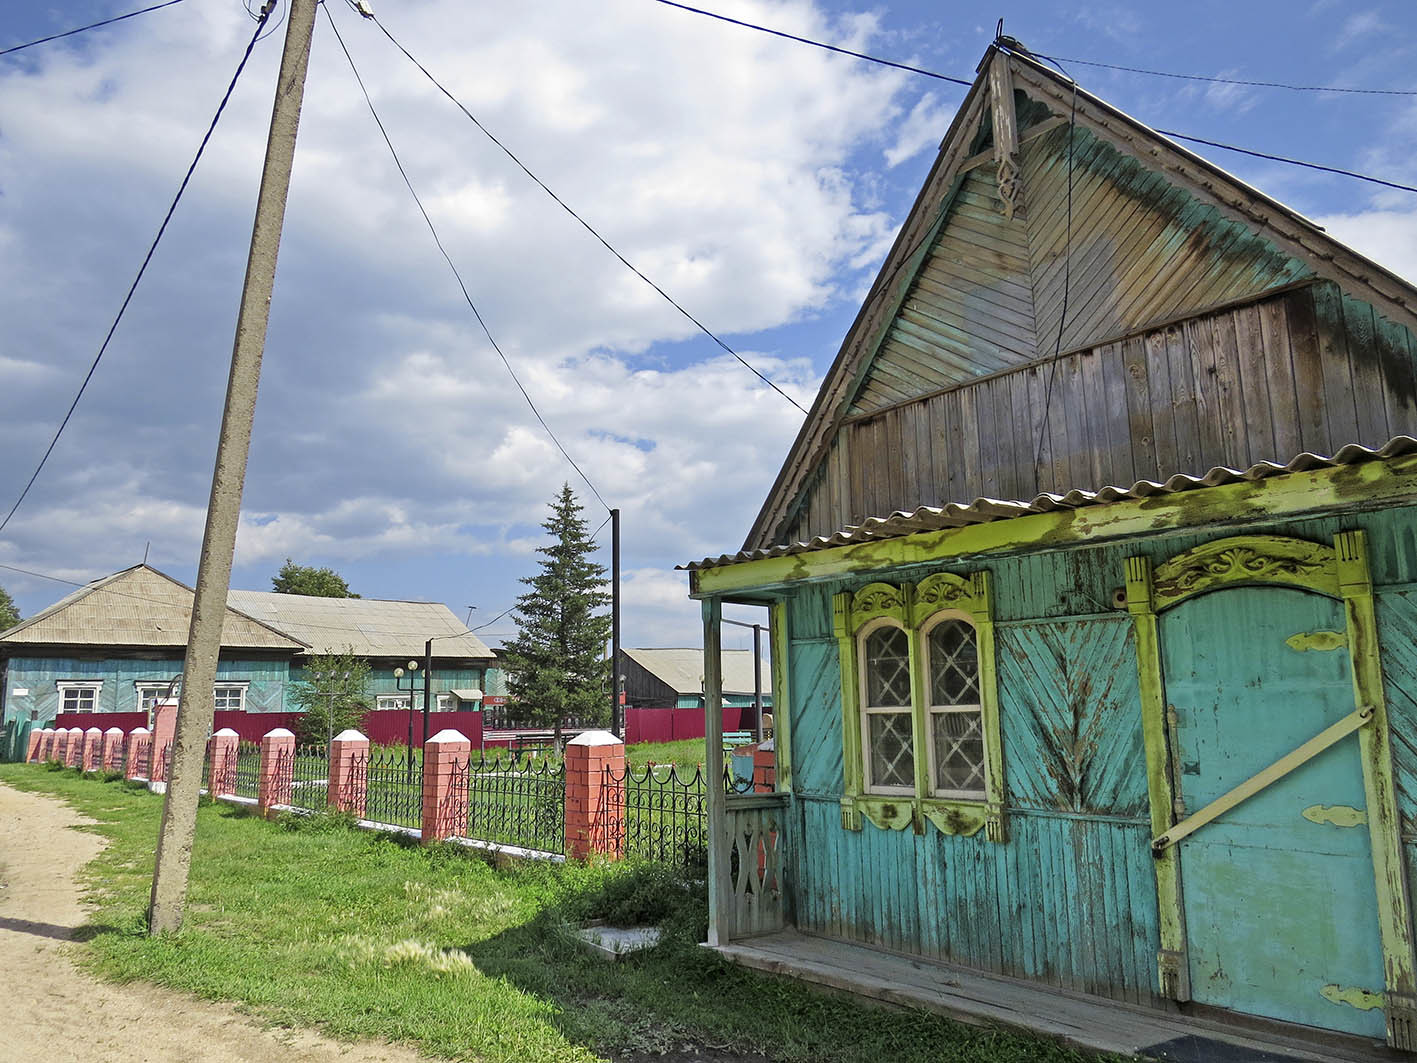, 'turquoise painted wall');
3,656,289,724
778,502,1417,1006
